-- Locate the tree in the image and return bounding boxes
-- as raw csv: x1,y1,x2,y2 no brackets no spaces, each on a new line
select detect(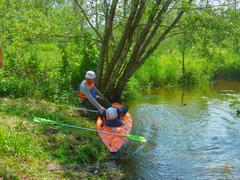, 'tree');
0,47,2,68
75,0,194,101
